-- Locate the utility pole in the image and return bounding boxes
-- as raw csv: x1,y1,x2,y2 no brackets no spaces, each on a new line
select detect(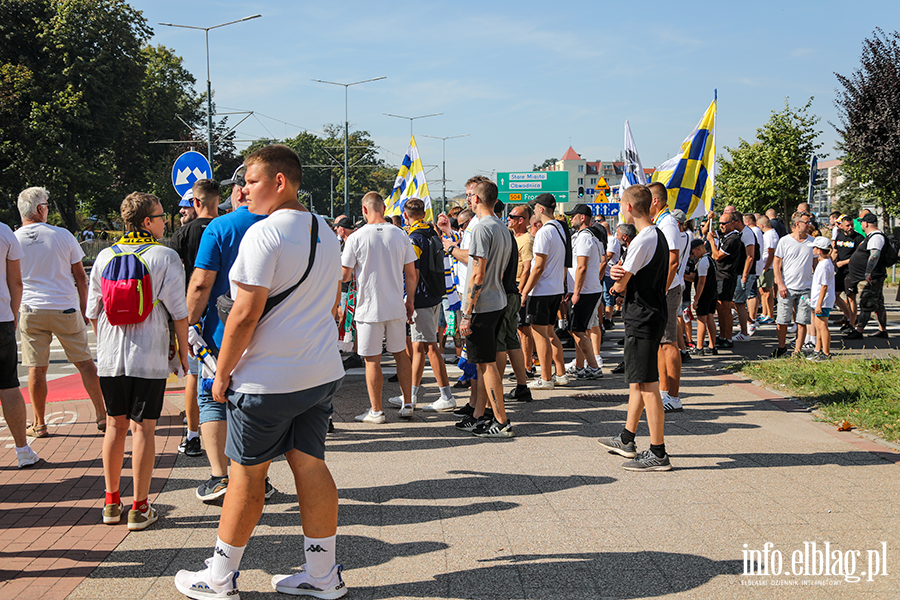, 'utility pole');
421,133,469,214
